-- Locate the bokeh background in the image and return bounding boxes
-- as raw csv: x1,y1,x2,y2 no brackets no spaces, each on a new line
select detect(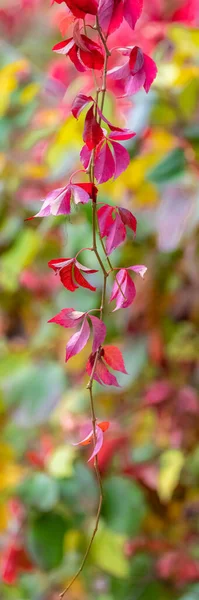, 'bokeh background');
0,1,199,599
